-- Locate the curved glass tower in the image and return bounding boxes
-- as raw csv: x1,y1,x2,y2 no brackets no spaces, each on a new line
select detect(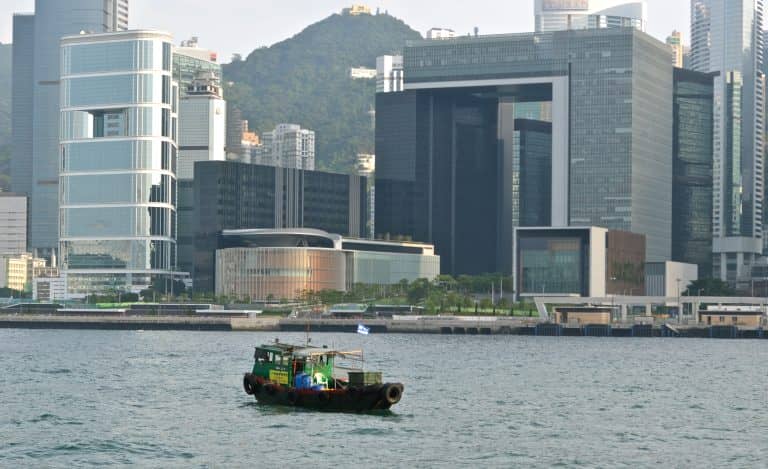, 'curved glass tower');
59,30,178,296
